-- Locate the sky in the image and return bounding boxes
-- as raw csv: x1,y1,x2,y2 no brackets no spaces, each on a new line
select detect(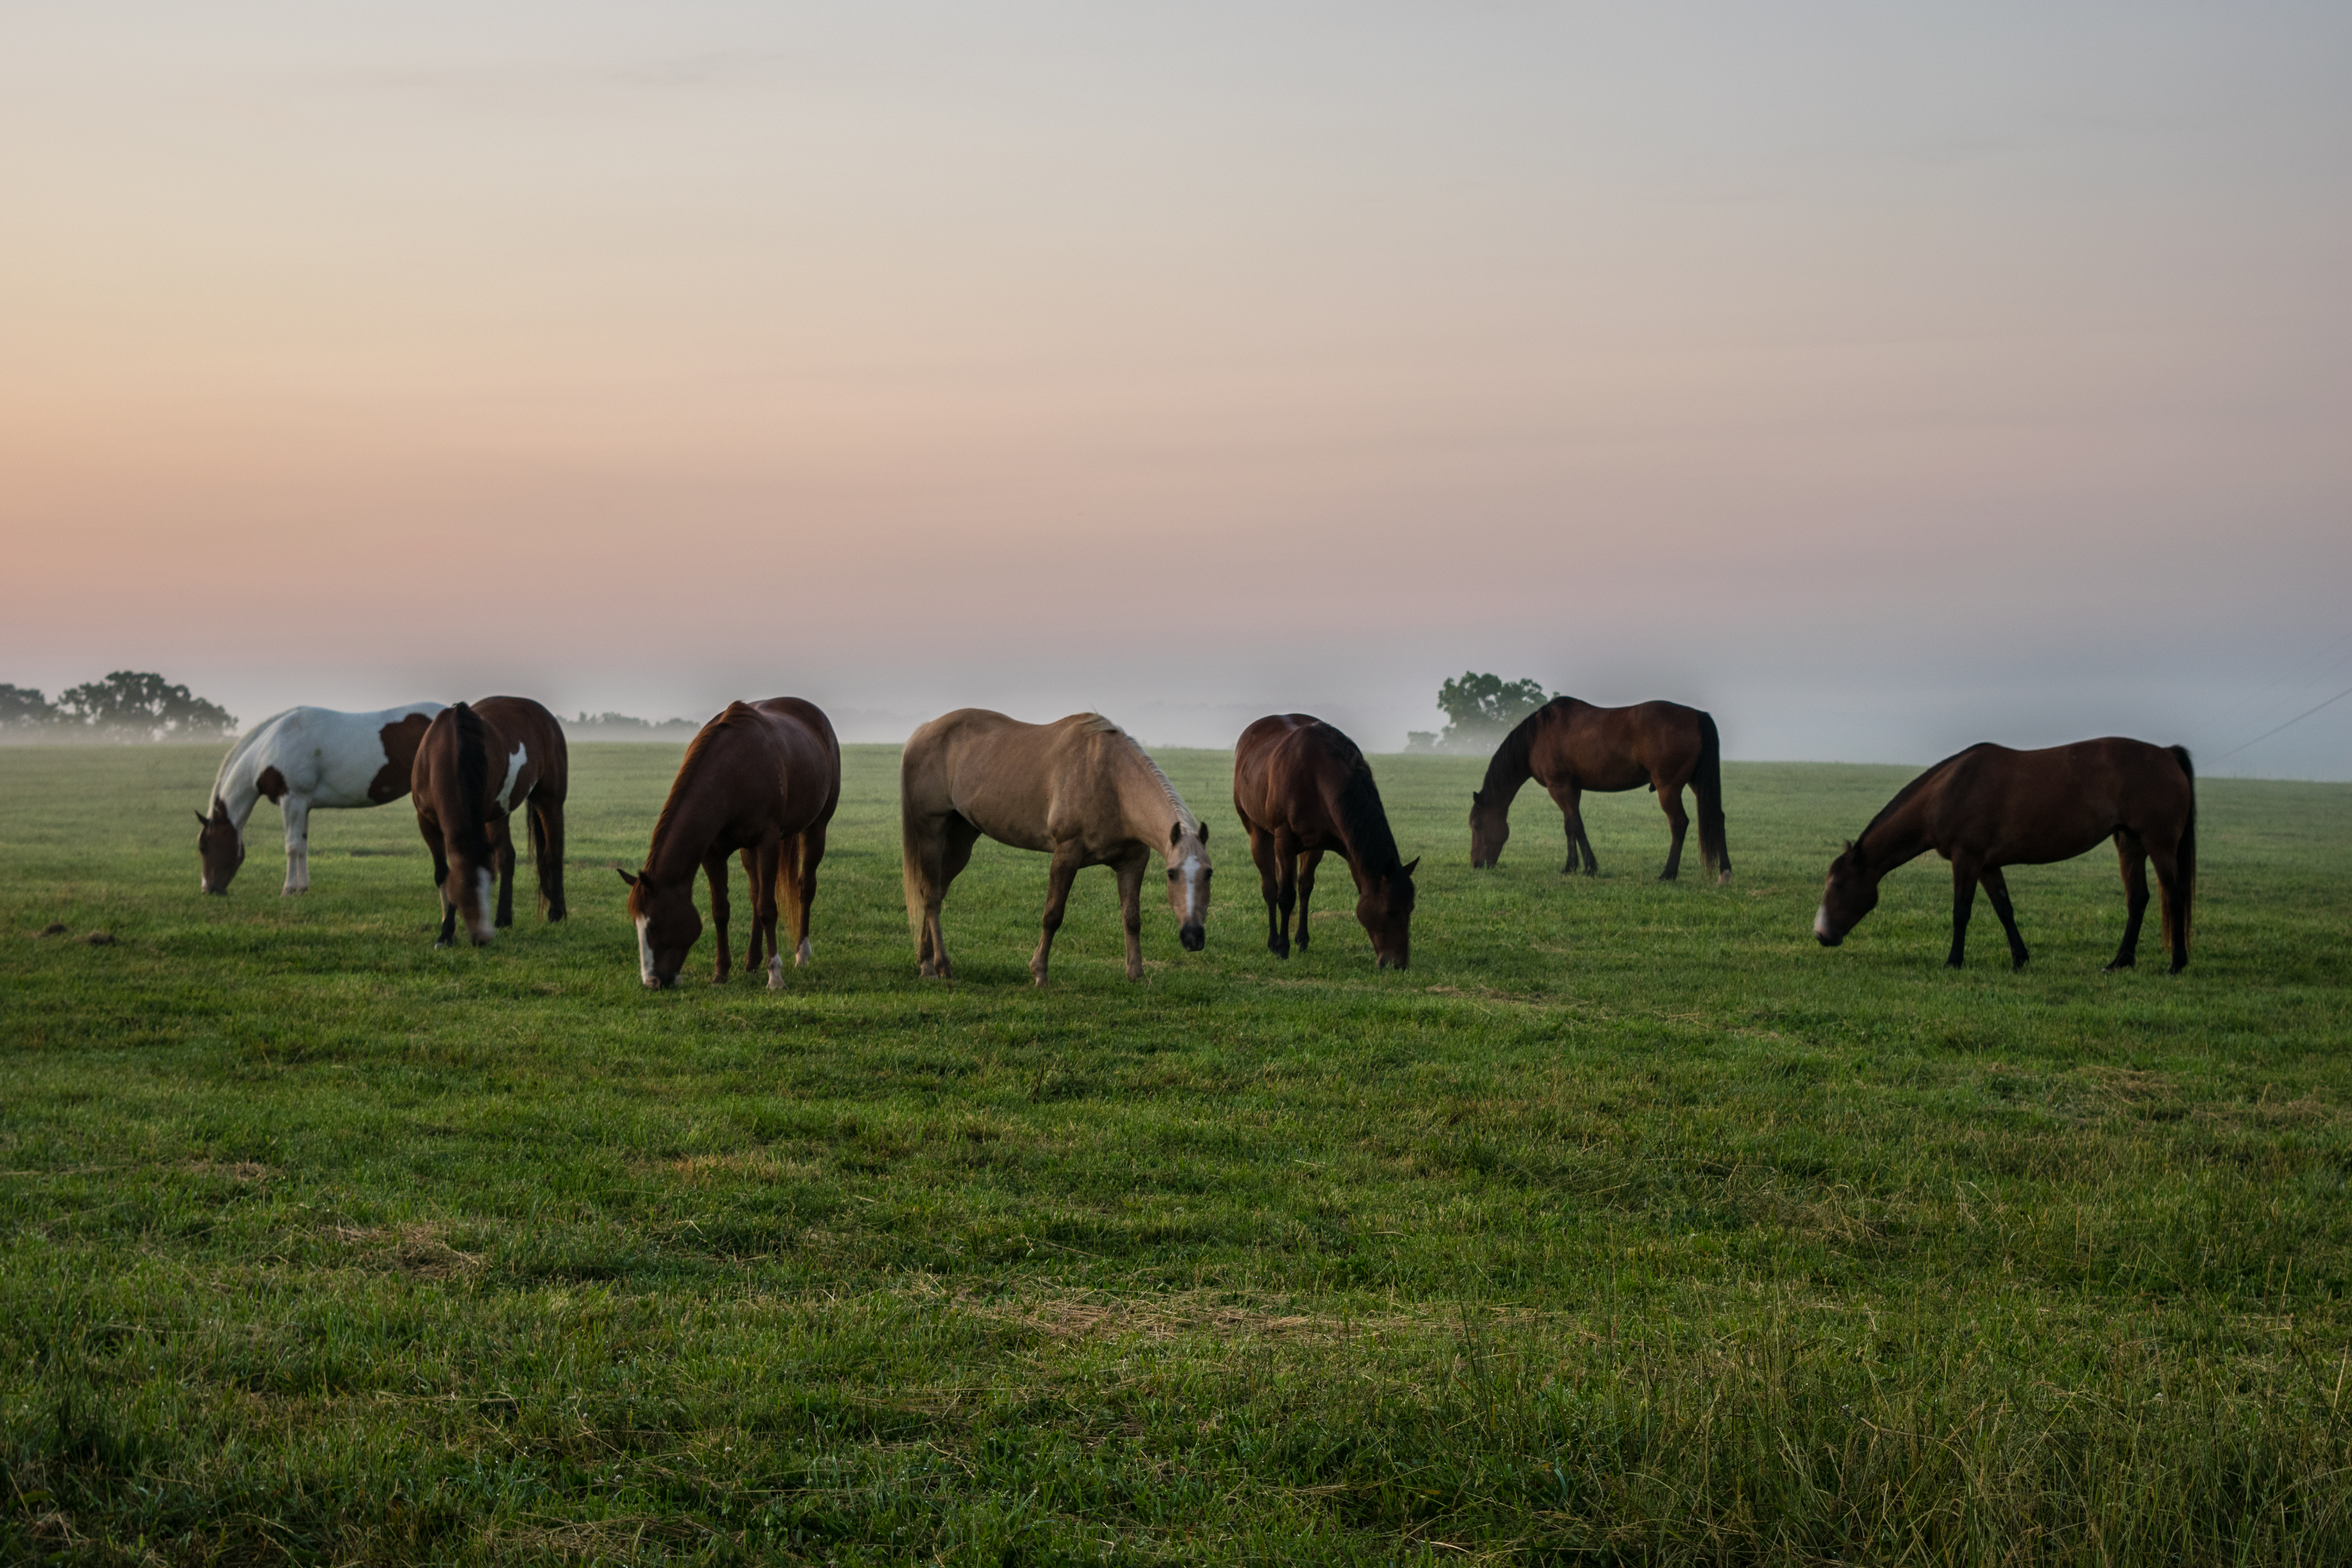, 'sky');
4,2,2348,773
